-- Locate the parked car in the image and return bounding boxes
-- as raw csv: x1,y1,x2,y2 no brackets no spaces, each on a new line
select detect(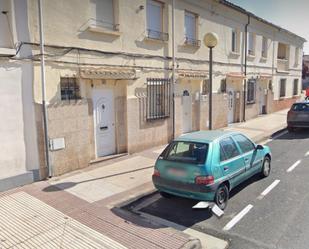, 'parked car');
287,101,309,132
152,131,272,210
